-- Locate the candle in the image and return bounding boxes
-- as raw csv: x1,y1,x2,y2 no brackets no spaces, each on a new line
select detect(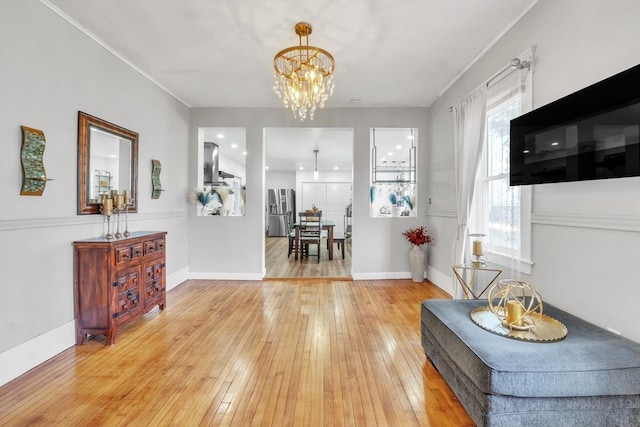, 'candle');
506,299,525,326
102,198,113,215
123,190,131,205
114,194,124,209
472,239,483,256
